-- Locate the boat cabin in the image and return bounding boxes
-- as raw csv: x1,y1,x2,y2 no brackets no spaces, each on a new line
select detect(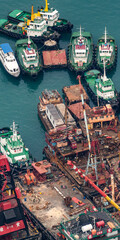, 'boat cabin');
27,18,47,37
99,43,113,60
96,77,115,99
40,8,59,26
74,37,88,64
23,47,36,61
